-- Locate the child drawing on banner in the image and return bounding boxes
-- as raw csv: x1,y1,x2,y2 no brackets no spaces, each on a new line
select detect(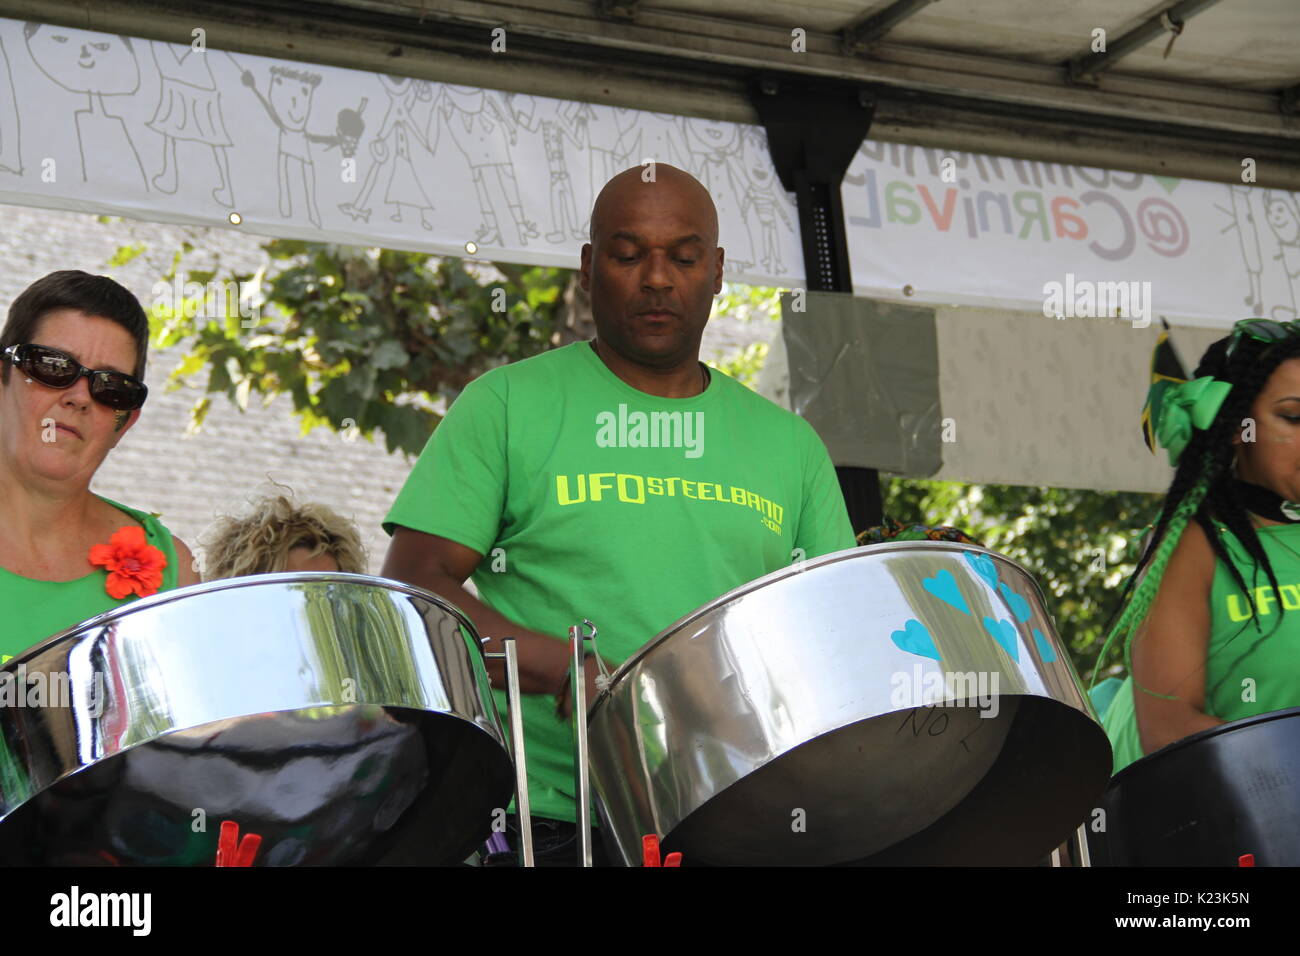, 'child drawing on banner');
24,23,147,189
339,75,435,229
432,86,539,246
147,41,234,206
239,63,347,228
563,103,638,229
1263,190,1300,319
1227,185,1264,314
508,93,584,243
737,127,793,275
680,116,755,272
0,38,21,175
614,112,683,177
